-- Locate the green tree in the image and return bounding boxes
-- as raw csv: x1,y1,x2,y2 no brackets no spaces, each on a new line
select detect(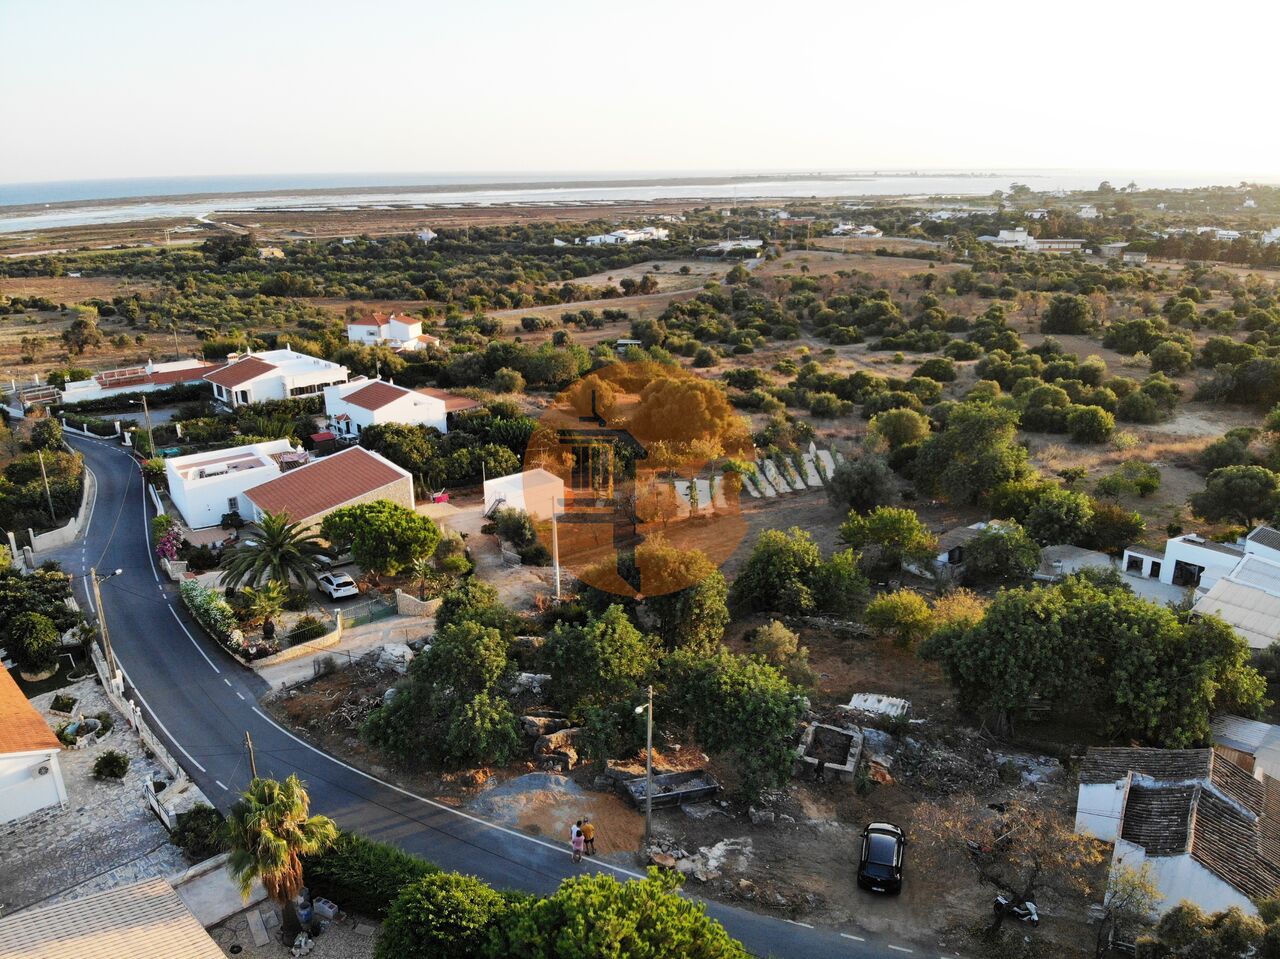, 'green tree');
377,873,509,959
493,869,748,959
1024,486,1094,545
914,404,1030,504
1087,501,1146,554
240,582,286,634
11,611,58,675
1066,405,1116,443
220,510,331,589
826,454,896,513
866,589,934,647
1149,340,1194,375
544,605,659,718
664,647,803,802
321,500,441,578
871,408,931,450
62,315,104,354
1156,902,1267,958
749,620,814,686
838,506,937,573
1041,293,1096,334
812,547,871,617
1092,865,1161,959
963,522,1040,584
729,527,823,614
28,418,63,452
1190,465,1280,526
226,775,337,941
